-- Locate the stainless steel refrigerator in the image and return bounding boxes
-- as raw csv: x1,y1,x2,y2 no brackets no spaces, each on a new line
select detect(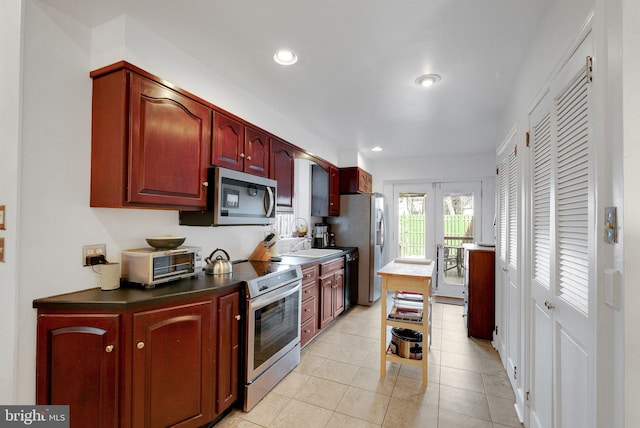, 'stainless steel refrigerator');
328,193,386,306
